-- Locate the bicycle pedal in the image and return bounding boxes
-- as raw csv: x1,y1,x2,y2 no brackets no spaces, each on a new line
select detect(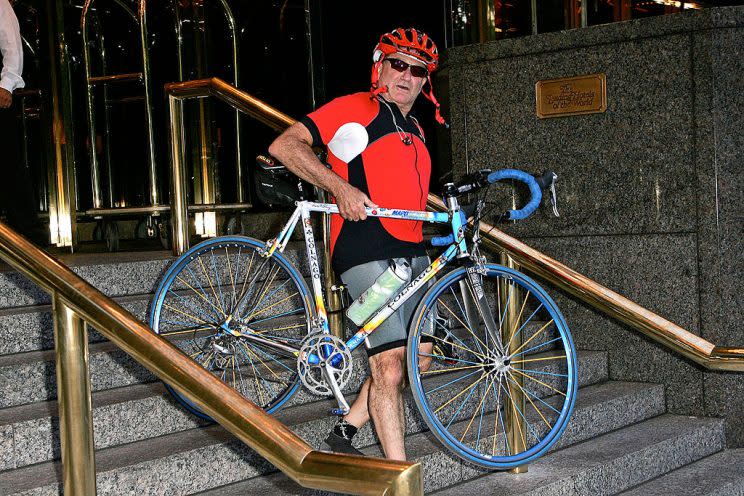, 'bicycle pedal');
330,408,347,416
